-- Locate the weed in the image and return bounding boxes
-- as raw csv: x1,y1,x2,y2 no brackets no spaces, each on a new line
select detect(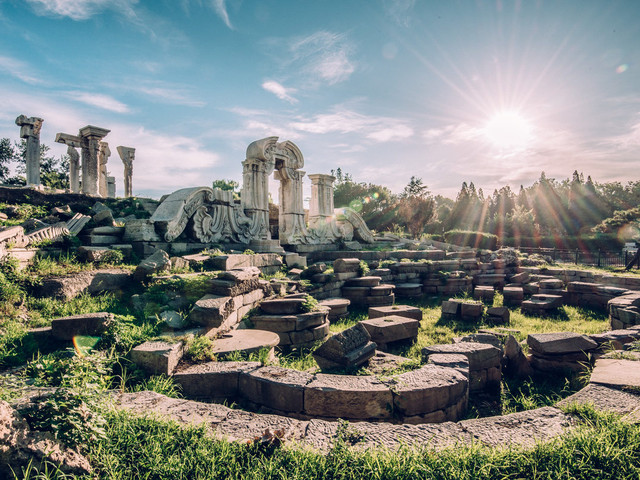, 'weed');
300,295,320,313
358,260,370,276
185,335,216,362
